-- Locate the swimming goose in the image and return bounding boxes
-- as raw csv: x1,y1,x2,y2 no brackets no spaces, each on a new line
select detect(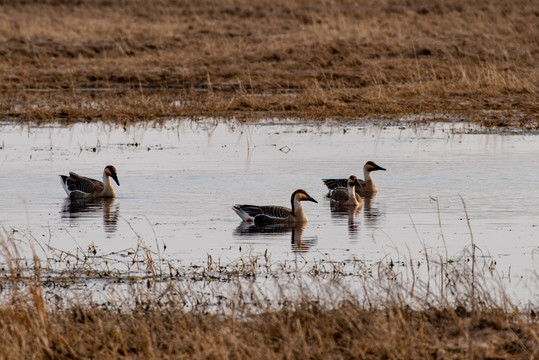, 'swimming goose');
233,189,318,226
329,175,363,208
323,161,386,196
60,165,120,198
